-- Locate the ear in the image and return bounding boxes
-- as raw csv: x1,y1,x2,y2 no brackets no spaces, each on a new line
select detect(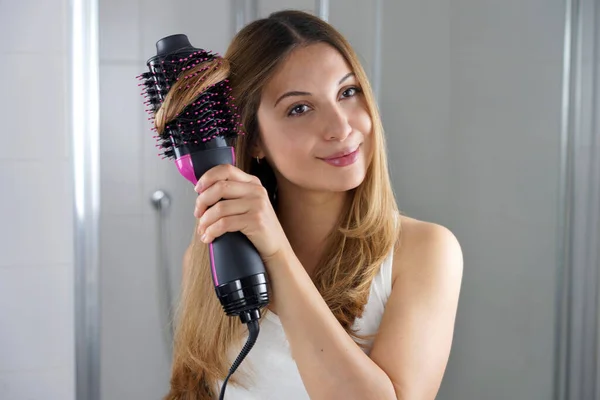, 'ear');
250,136,265,159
